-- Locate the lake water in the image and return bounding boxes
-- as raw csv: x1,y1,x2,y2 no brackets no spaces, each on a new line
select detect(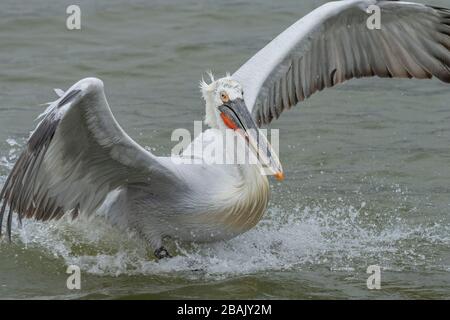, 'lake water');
0,0,449,299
